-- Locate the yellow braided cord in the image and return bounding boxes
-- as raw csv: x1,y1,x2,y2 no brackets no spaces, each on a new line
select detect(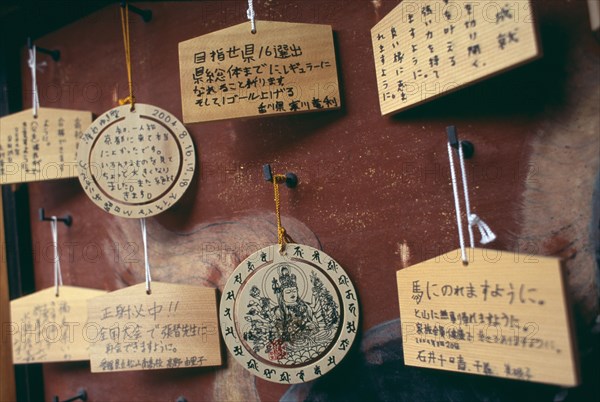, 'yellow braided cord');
118,2,135,109
273,174,288,251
